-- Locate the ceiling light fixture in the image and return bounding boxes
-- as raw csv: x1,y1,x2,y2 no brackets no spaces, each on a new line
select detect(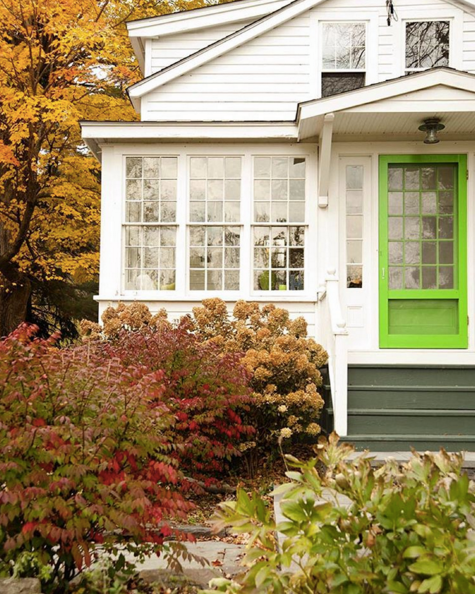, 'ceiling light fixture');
418,118,445,144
